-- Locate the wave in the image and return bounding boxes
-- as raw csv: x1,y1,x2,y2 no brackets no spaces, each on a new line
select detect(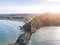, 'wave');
0,20,25,45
